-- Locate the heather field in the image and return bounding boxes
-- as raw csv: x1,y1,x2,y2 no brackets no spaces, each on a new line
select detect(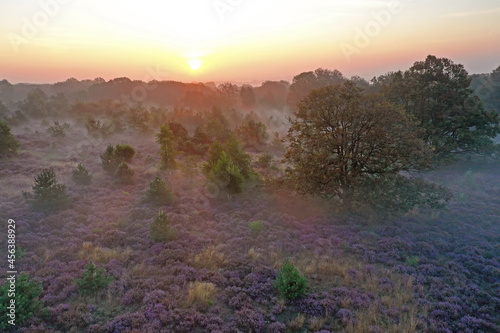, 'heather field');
0,118,498,333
